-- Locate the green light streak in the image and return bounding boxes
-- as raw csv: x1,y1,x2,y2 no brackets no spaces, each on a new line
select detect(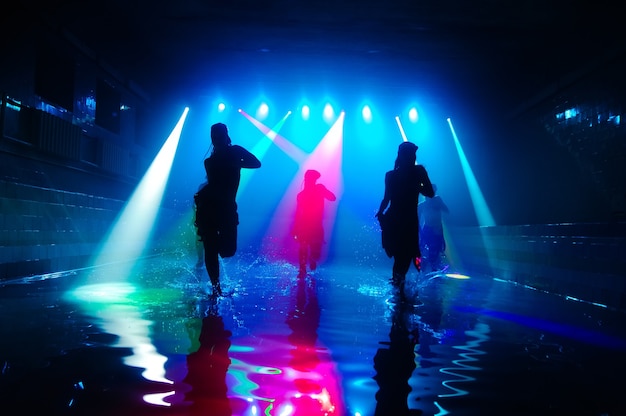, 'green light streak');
447,118,495,227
